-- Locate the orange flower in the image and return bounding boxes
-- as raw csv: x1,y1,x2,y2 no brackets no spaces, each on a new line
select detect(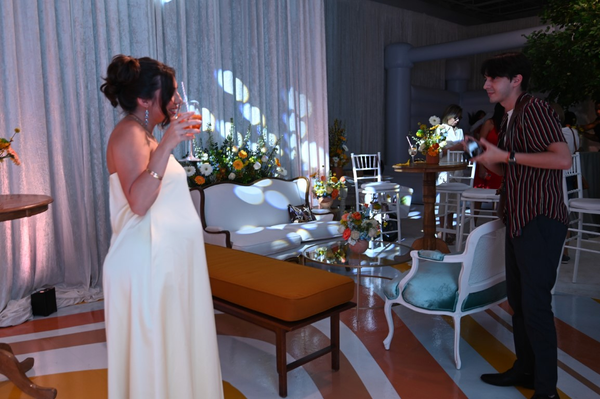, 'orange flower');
239,150,248,159
342,228,352,241
352,212,361,220
276,158,281,167
331,189,339,200
195,176,205,185
233,159,244,170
